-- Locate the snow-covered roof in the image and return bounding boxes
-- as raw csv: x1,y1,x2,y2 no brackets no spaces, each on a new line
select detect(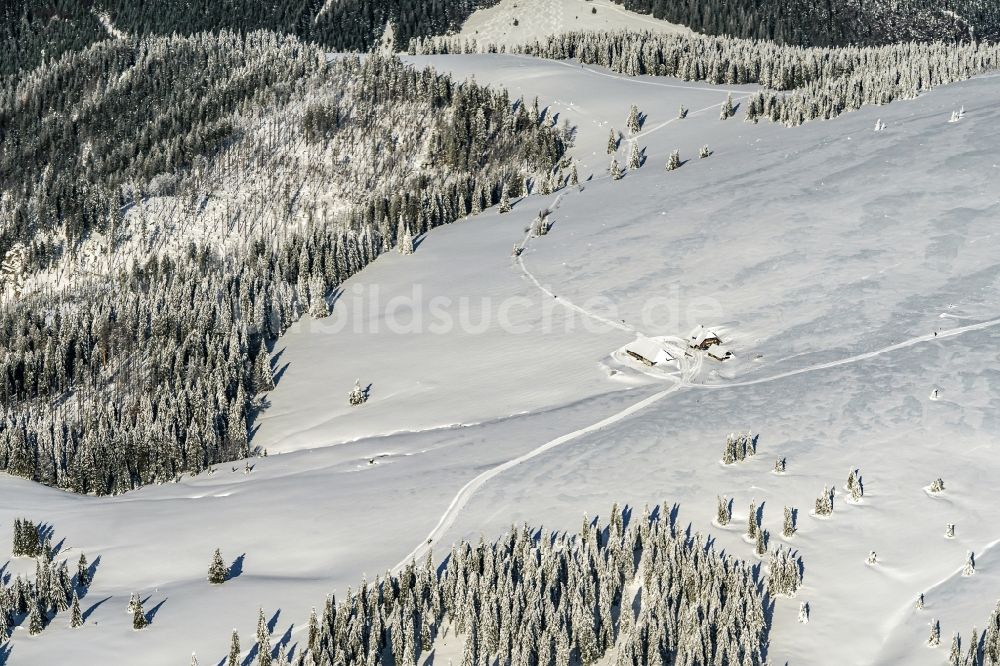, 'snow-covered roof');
625,339,676,365
688,325,722,347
